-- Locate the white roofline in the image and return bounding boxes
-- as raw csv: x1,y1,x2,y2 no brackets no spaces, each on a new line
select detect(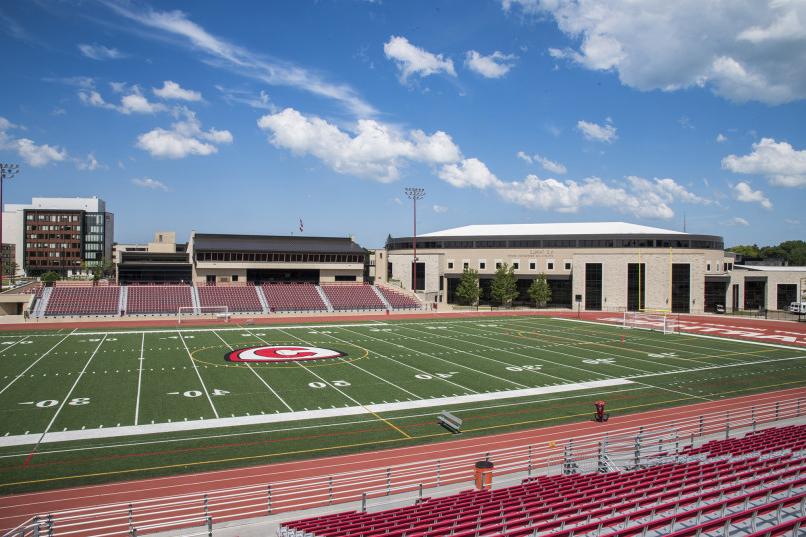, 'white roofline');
419,221,691,238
